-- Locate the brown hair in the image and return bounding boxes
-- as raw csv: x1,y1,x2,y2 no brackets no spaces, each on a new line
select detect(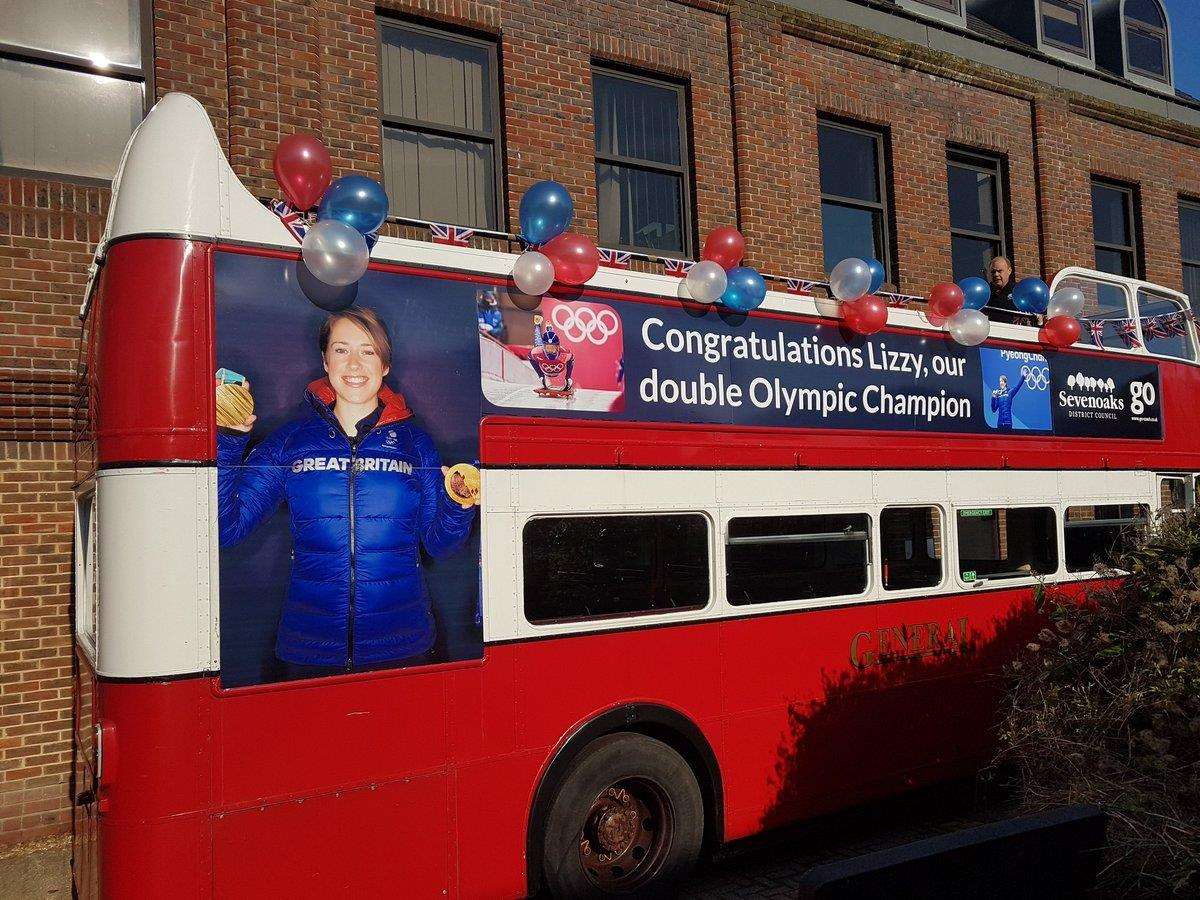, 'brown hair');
318,307,392,367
